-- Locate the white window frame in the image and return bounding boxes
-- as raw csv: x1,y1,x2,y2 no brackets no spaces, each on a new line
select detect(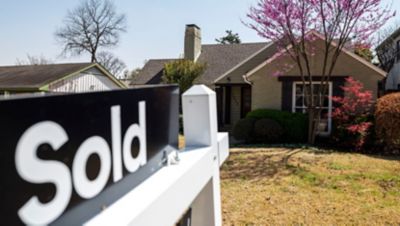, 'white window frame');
292,81,333,136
